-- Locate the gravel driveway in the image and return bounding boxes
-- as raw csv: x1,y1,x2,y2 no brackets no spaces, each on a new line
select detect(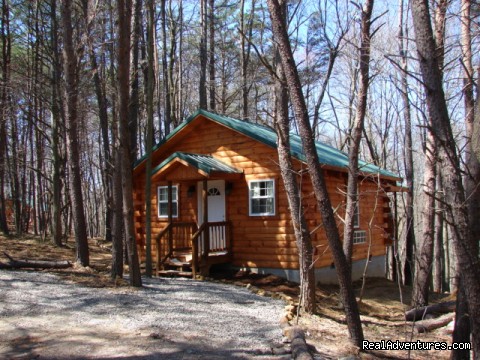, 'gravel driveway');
0,270,287,359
